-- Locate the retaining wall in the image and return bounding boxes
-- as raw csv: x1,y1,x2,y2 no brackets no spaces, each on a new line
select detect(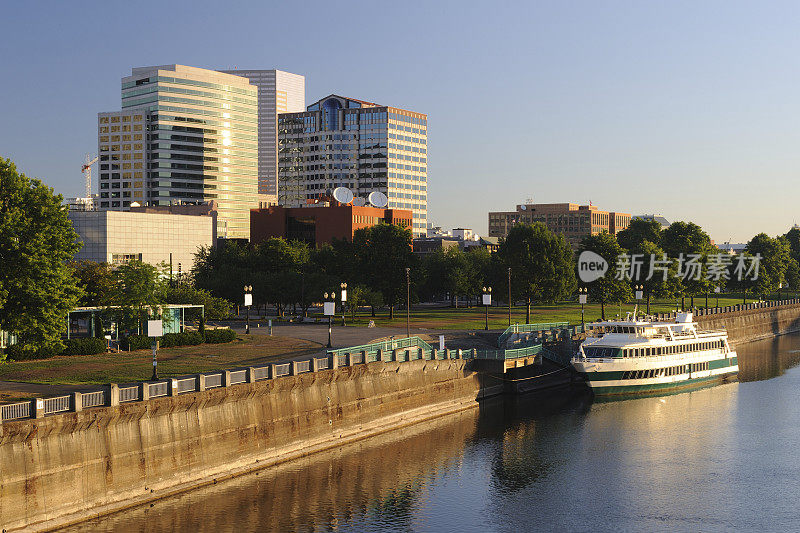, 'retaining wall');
0,358,501,532
695,301,800,344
